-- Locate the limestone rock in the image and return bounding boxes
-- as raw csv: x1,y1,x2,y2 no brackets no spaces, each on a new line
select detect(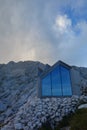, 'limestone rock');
14,123,23,130
0,101,7,112
0,61,87,130
78,103,87,109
